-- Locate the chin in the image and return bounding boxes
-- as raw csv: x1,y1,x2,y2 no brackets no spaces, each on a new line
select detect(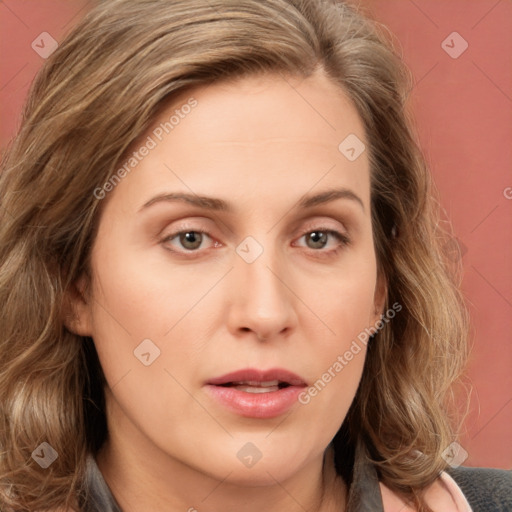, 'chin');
192,441,315,487
212,462,302,488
